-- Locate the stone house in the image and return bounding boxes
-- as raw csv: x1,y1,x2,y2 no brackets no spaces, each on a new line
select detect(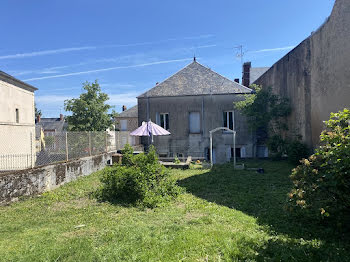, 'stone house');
137,60,254,163
115,105,140,147
35,114,67,151
253,0,350,149
0,71,37,170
